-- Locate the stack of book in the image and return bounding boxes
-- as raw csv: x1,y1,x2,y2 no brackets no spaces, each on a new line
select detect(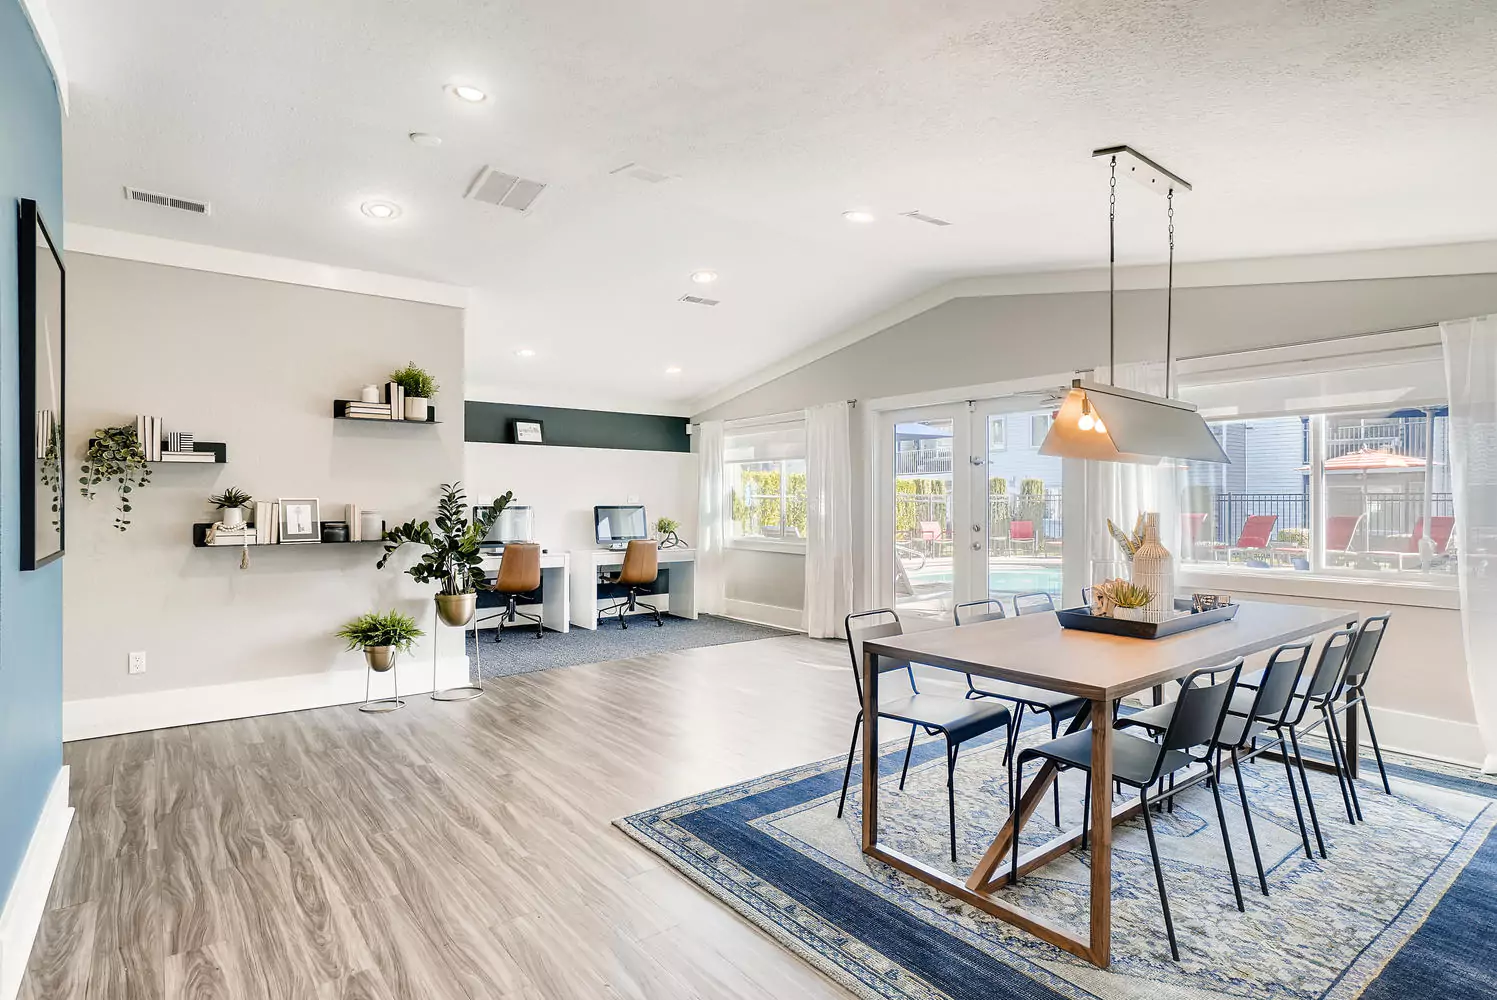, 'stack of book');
342,400,395,420
385,380,407,421
207,524,256,546
253,501,280,544
134,415,163,461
